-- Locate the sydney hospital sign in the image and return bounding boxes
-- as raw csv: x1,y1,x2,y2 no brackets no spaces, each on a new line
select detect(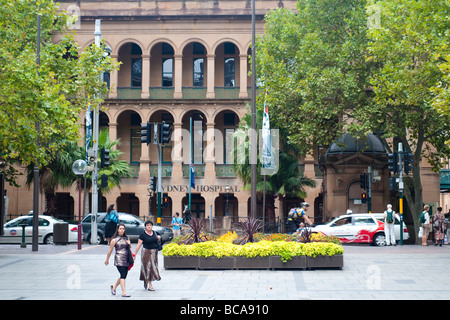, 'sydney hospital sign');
159,126,280,192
